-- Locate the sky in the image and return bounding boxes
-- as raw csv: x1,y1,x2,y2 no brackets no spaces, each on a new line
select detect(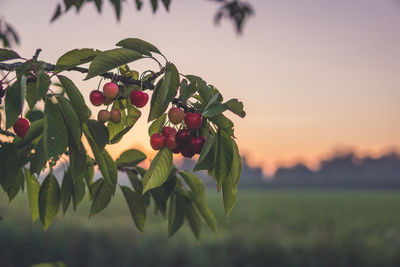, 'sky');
1,0,400,175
